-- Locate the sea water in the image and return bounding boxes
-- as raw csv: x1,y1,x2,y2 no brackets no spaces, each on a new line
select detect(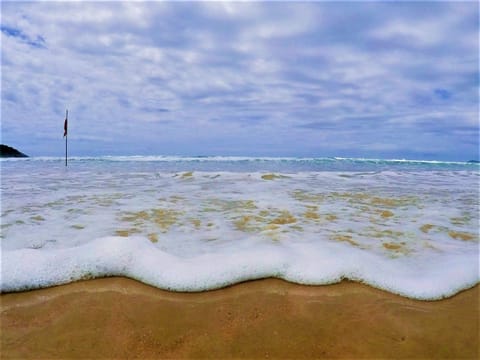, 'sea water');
1,156,479,299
